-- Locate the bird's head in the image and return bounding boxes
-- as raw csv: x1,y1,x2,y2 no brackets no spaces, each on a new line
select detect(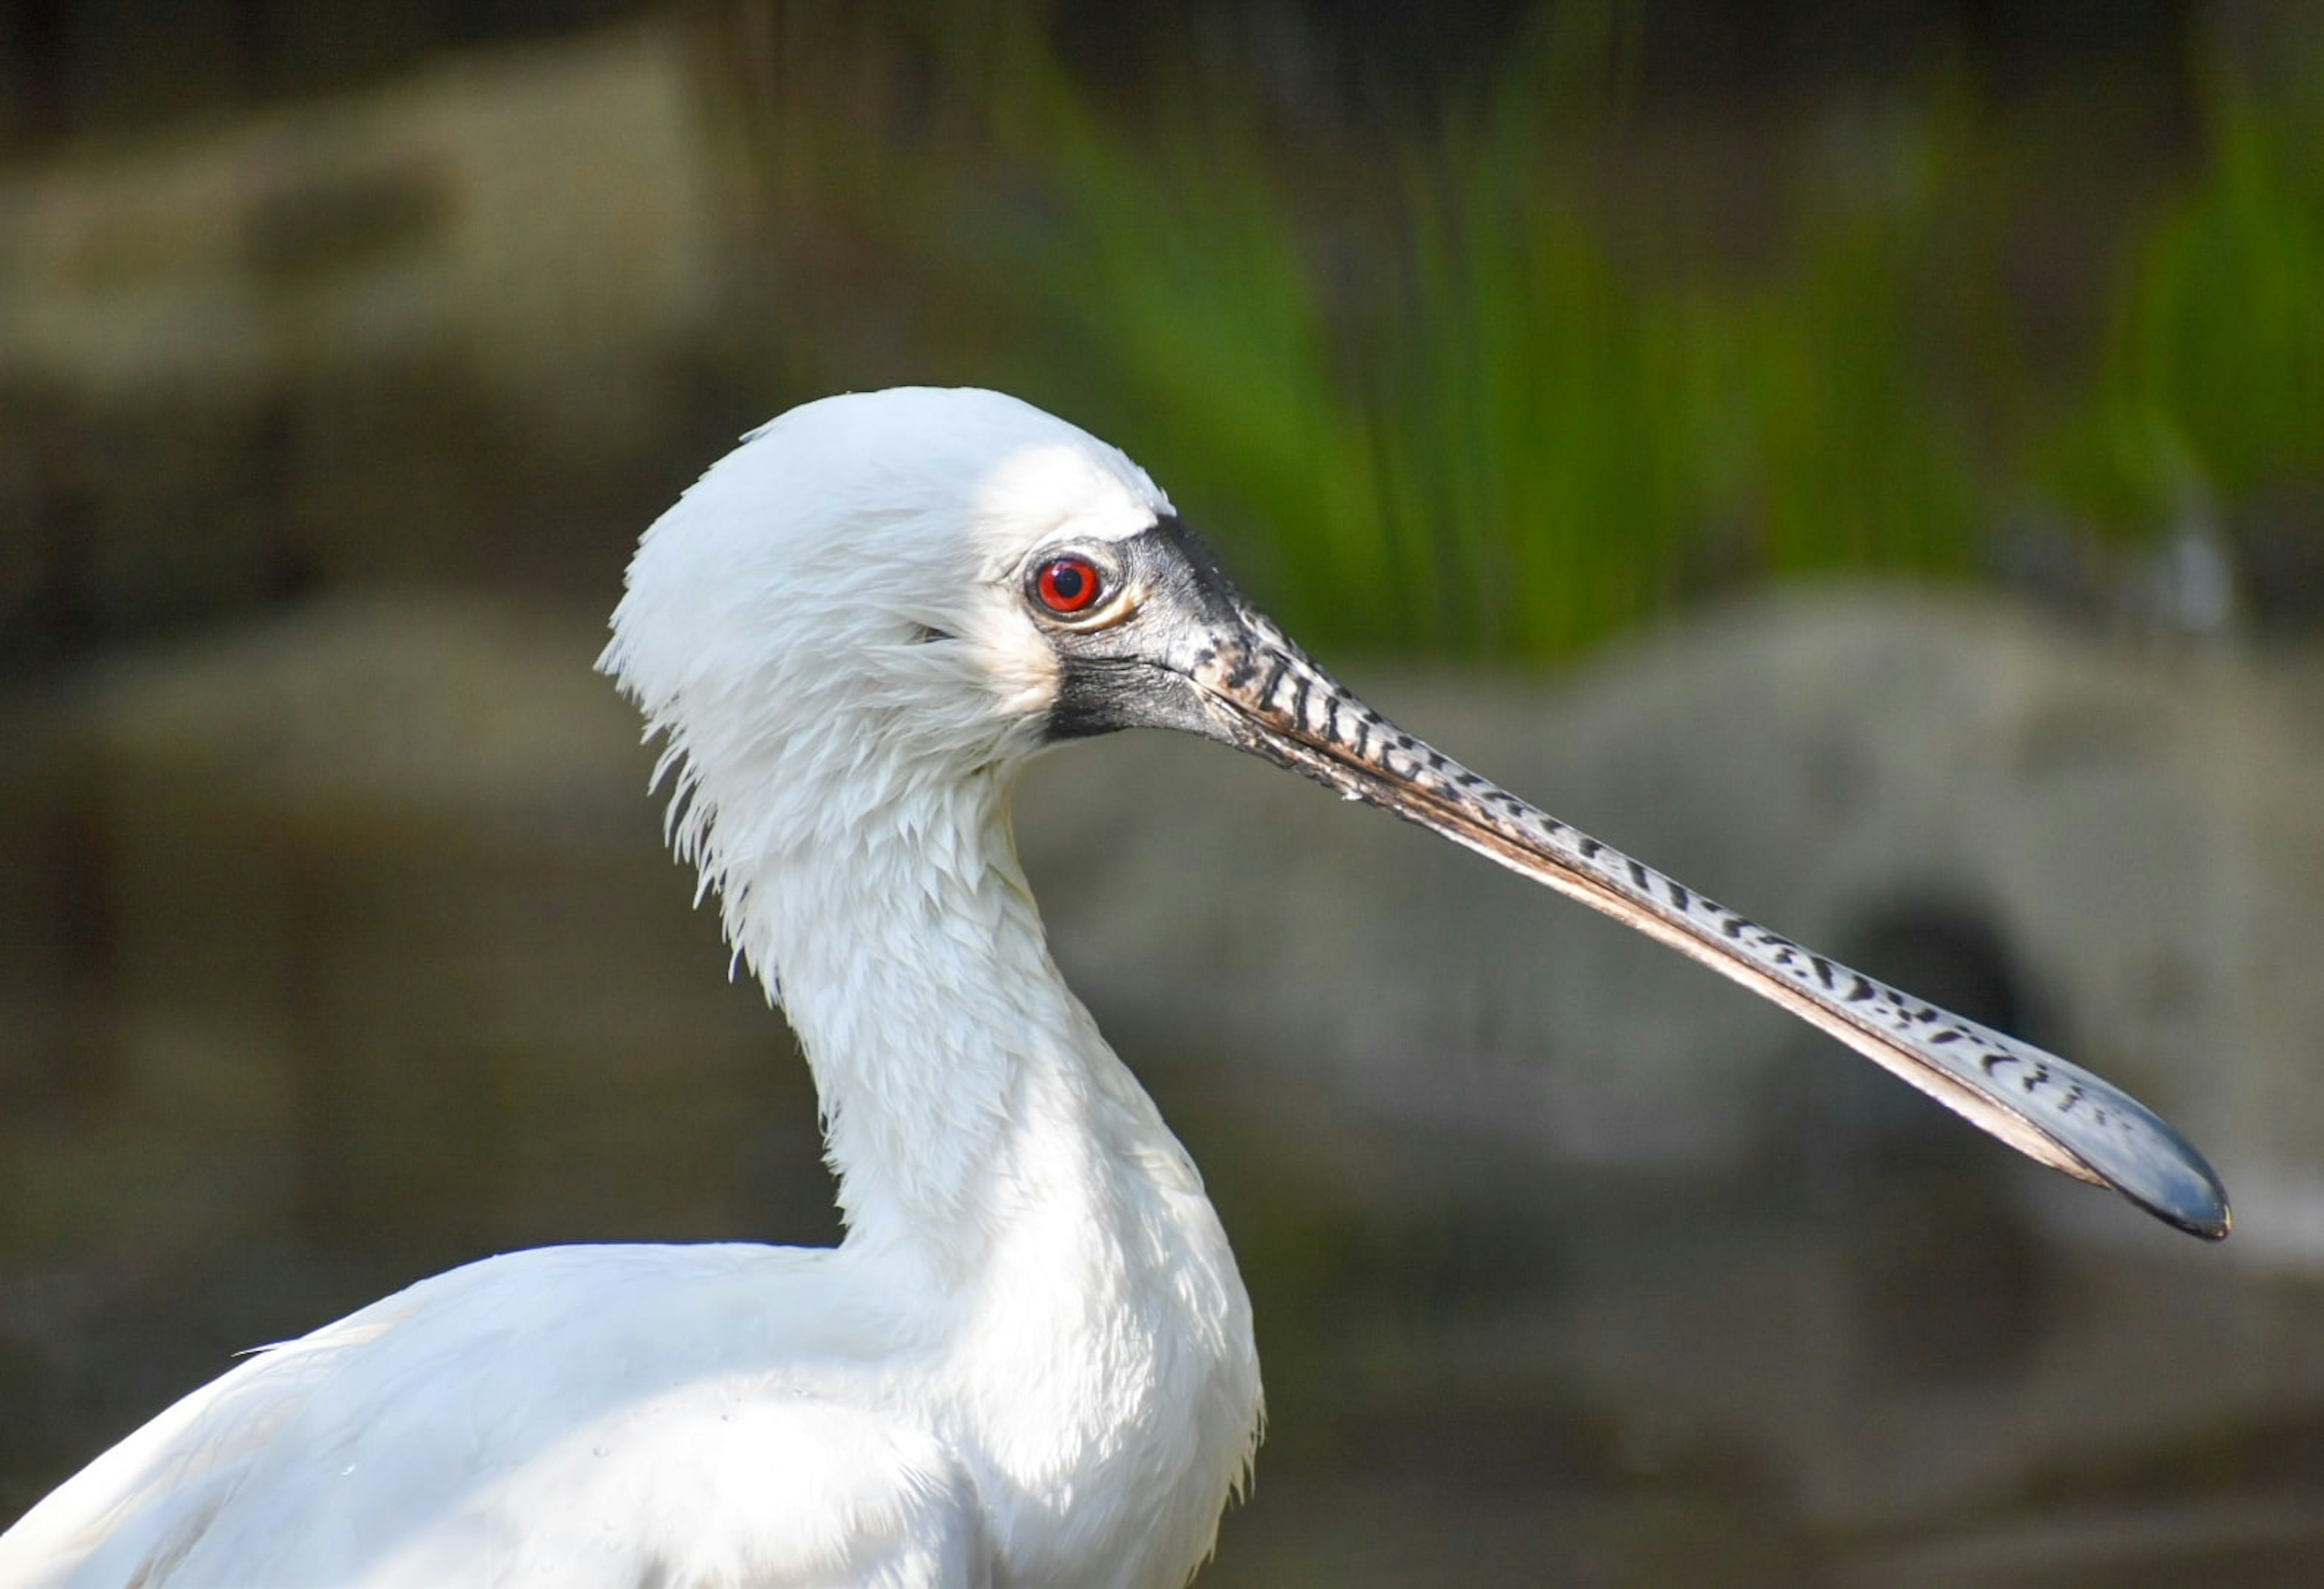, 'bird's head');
604,389,1154,805
601,386,1337,839
603,385,2230,1244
